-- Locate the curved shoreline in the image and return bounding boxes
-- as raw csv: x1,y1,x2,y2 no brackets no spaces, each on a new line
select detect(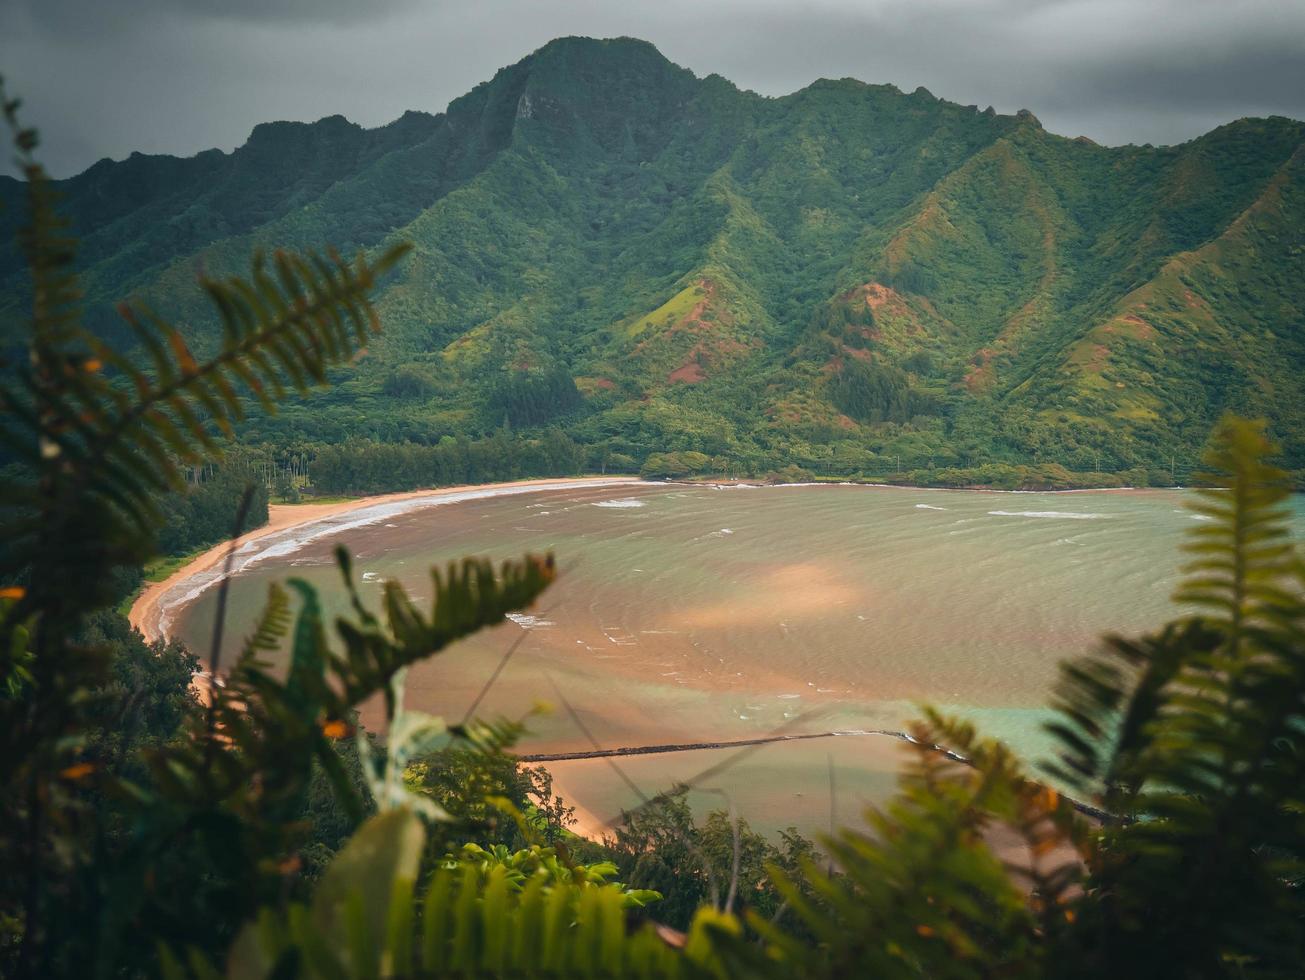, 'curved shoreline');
126,474,1152,839
130,475,1191,645
128,476,645,643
